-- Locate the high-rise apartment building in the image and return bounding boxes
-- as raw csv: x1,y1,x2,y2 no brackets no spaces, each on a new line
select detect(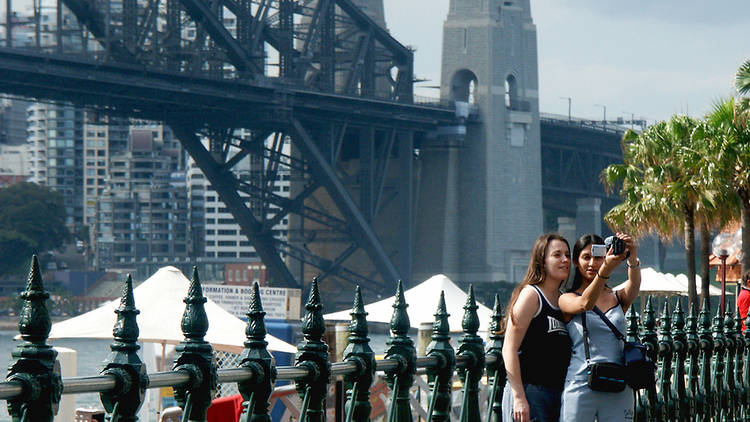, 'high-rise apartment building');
27,102,85,231
93,126,189,271
83,116,131,226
